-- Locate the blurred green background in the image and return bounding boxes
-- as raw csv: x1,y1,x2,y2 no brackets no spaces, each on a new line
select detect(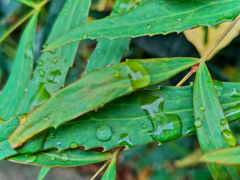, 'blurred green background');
1,0,240,179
